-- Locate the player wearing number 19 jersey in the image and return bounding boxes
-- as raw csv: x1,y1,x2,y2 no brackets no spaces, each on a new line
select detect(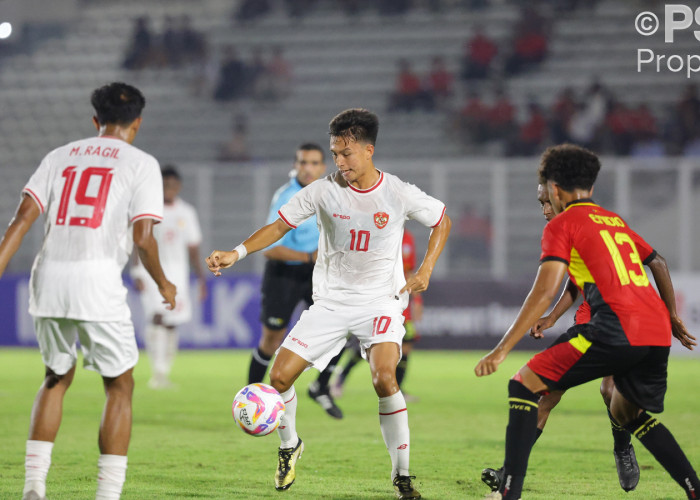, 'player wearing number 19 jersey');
206,108,451,499
0,82,176,500
475,144,699,500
